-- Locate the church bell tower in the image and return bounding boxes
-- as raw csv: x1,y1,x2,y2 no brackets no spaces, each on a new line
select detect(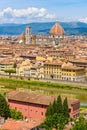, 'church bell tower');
26,26,31,44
